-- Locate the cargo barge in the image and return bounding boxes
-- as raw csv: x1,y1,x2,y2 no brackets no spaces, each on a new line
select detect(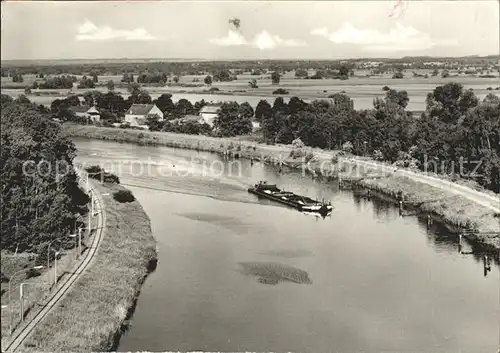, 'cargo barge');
248,181,332,215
